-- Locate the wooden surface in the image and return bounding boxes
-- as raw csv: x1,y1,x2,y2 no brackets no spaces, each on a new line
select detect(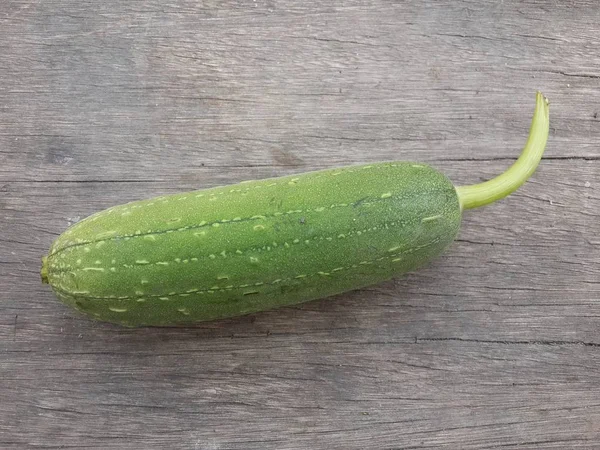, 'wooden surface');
1,1,599,448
